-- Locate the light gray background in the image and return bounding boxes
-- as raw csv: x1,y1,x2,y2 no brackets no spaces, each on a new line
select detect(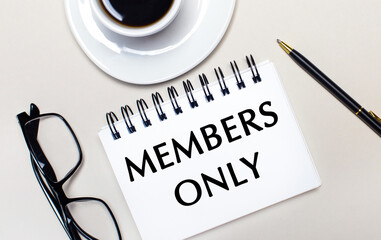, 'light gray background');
1,0,380,239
